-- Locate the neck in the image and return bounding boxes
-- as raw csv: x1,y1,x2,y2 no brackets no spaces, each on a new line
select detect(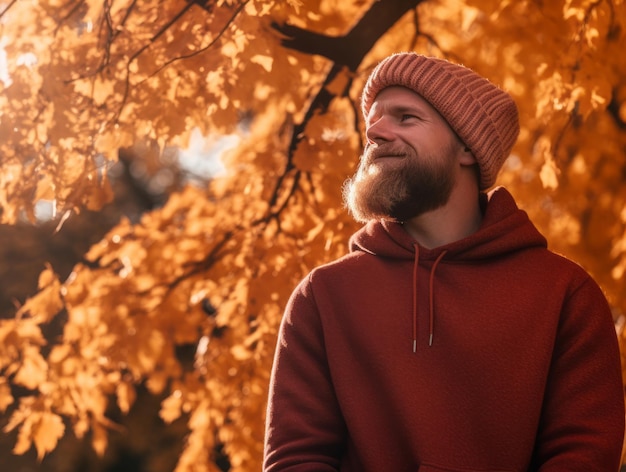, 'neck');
402,176,483,249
